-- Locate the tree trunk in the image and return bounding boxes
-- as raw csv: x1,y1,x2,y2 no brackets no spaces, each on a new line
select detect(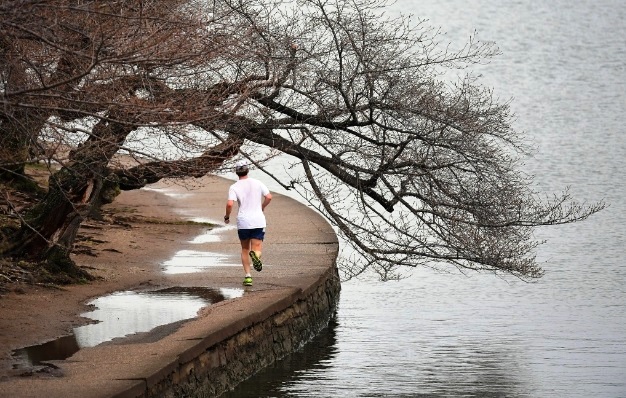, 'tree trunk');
6,168,105,280
4,116,131,280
